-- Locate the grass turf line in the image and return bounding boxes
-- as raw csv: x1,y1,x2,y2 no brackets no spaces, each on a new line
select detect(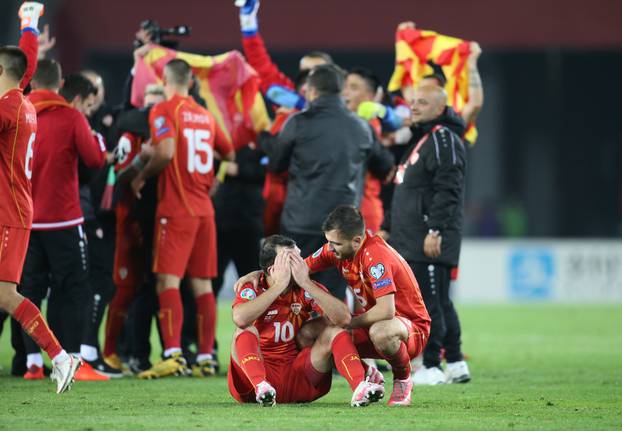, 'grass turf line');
0,304,621,430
